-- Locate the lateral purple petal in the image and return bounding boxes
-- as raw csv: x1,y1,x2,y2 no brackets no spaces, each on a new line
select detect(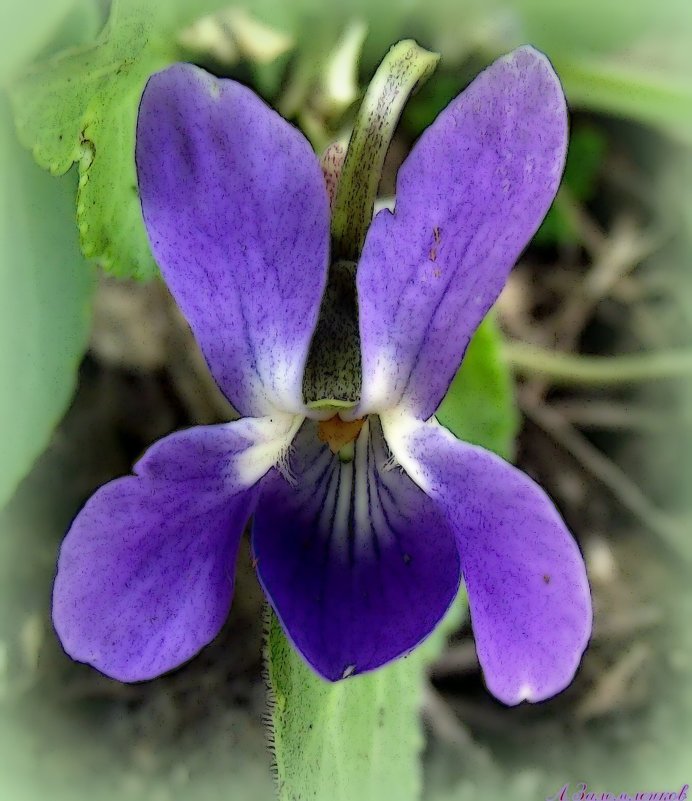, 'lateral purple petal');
384,415,591,704
136,63,330,416
252,417,460,680
53,421,267,681
355,47,567,419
